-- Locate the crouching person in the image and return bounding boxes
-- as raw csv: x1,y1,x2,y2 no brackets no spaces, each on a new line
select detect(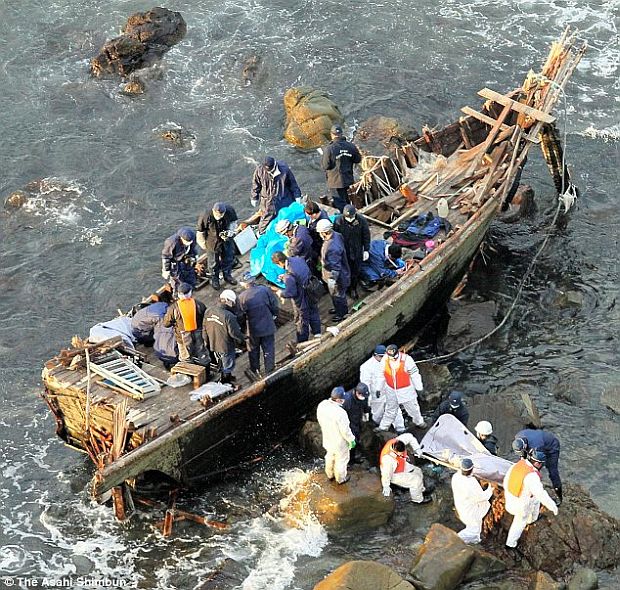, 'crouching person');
380,433,431,503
